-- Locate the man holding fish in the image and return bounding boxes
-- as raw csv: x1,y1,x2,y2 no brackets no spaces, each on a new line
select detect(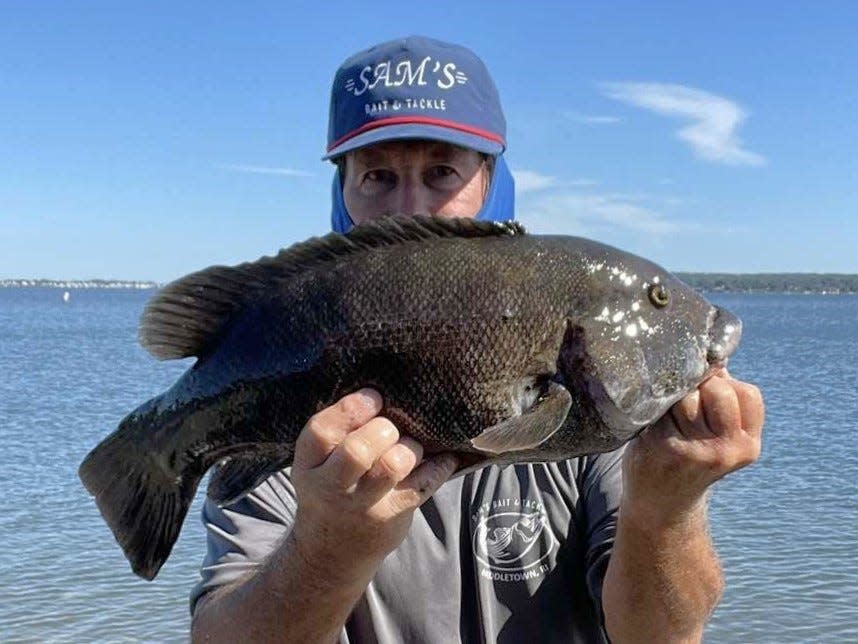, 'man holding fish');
186,36,764,643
